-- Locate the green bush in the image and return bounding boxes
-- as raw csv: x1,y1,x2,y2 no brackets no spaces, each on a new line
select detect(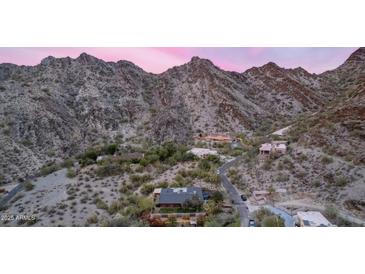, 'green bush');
95,198,108,210
140,142,195,167
95,163,124,177
321,156,334,165
104,143,118,155
211,191,224,203
276,173,289,182
87,214,98,224
262,159,272,170
130,174,152,185
39,164,60,176
62,159,74,168
24,181,34,191
324,205,338,220
335,176,349,187
198,159,211,171
140,184,154,195
108,201,123,215
66,168,76,178
106,217,130,227
261,215,285,227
